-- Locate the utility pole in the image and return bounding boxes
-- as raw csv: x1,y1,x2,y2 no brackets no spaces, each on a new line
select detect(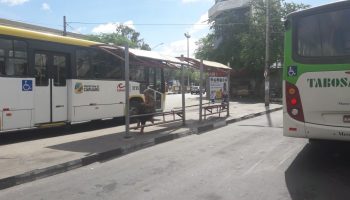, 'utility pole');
63,16,67,36
264,0,270,107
